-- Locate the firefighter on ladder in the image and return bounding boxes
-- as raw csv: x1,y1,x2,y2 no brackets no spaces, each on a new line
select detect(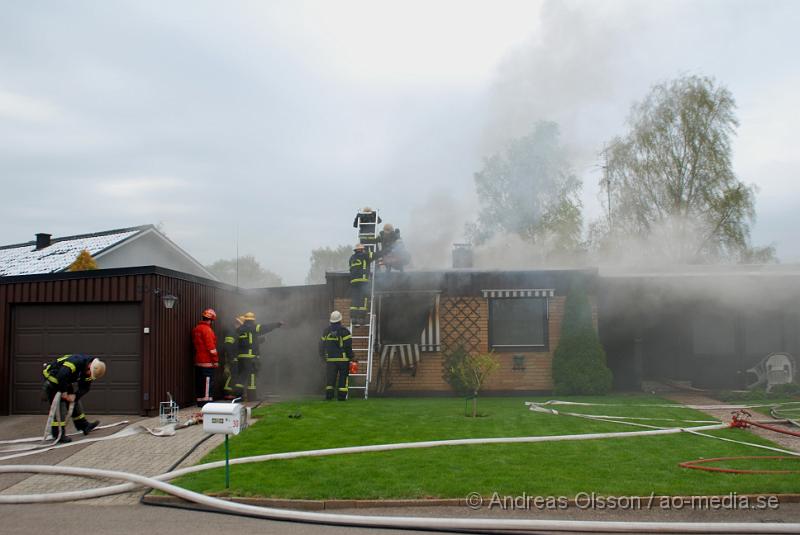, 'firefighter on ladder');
42,354,105,443
221,315,244,400
319,310,354,401
192,308,218,407
353,206,381,246
235,311,283,401
349,243,373,325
